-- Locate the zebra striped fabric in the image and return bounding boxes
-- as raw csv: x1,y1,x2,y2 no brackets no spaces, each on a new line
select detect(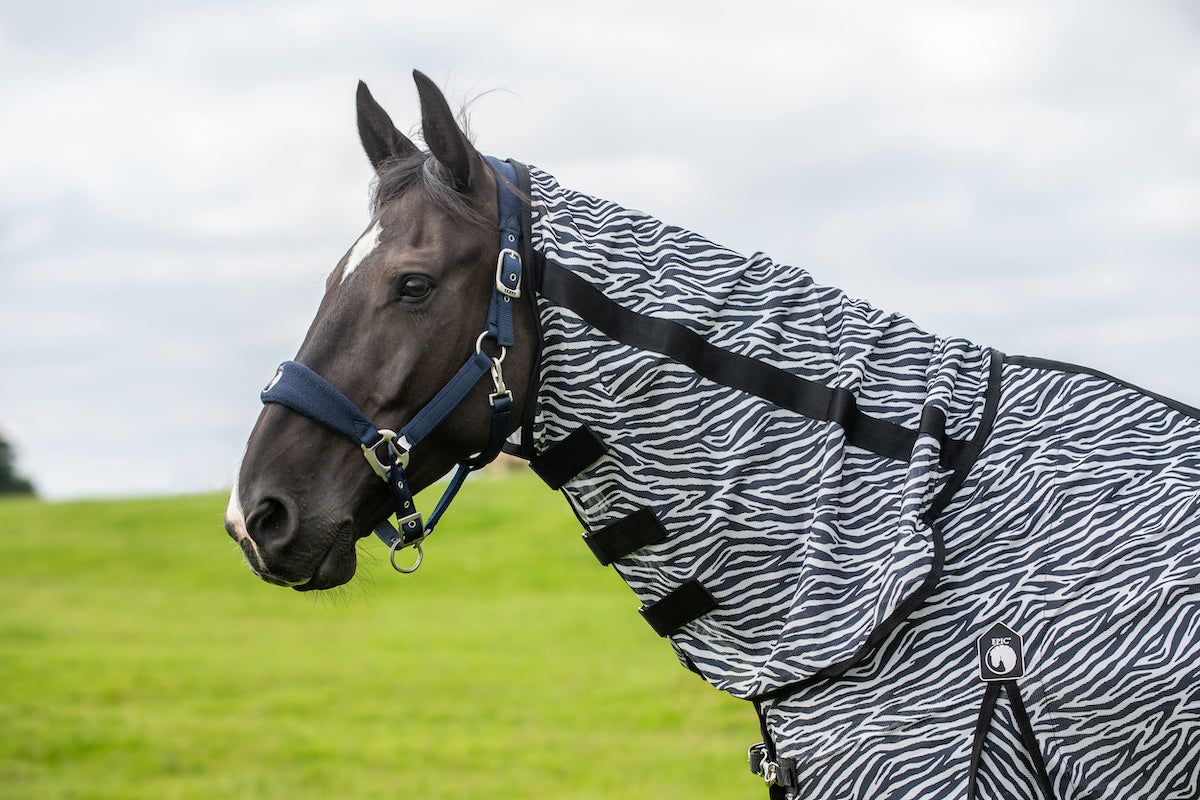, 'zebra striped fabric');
522,163,1200,798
